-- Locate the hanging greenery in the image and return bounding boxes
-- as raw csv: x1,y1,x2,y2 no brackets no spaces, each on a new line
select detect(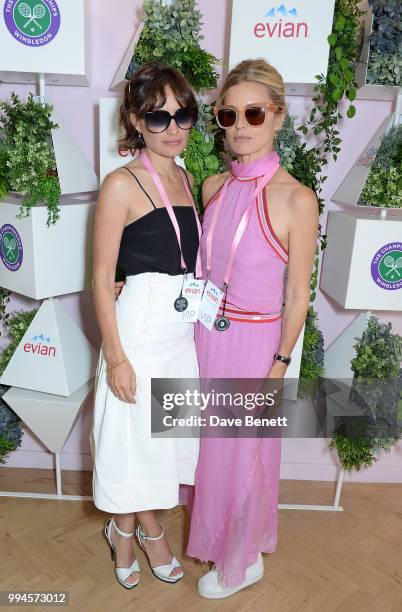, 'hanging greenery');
290,0,364,394
0,92,61,227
